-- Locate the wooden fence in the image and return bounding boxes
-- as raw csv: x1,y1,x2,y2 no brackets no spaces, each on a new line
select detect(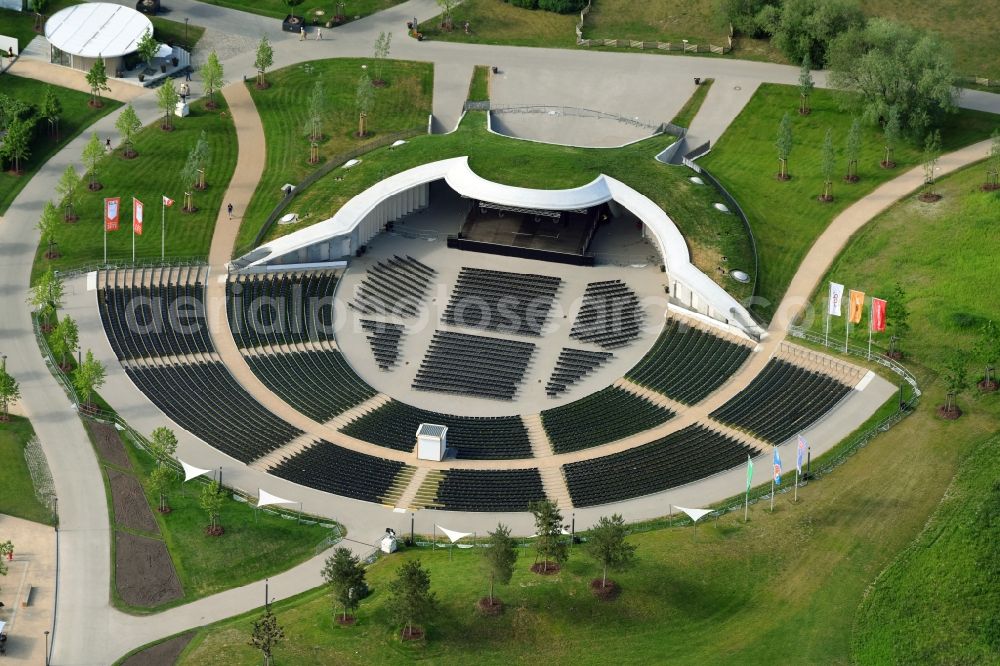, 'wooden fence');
574,0,732,54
